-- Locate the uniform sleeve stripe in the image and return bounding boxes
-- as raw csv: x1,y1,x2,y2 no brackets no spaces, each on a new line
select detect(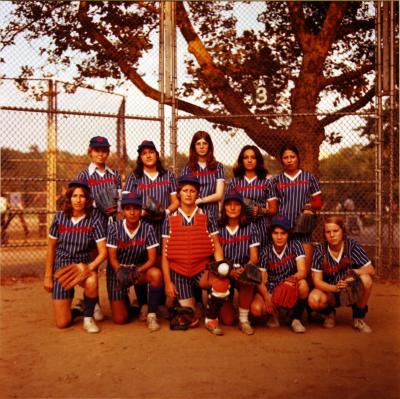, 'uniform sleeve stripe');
95,237,106,243
147,243,160,249
311,268,323,273
106,244,117,248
